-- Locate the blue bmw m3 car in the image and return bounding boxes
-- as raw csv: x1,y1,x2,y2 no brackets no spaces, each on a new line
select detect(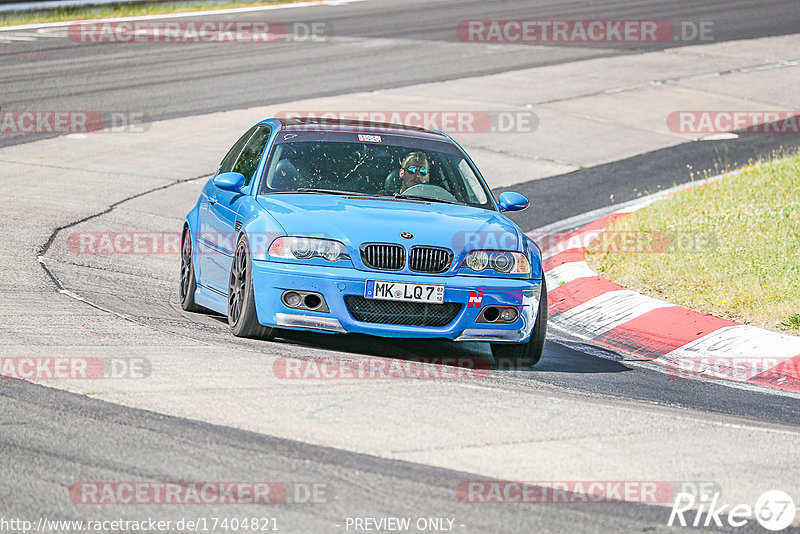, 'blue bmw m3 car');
180,117,547,364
